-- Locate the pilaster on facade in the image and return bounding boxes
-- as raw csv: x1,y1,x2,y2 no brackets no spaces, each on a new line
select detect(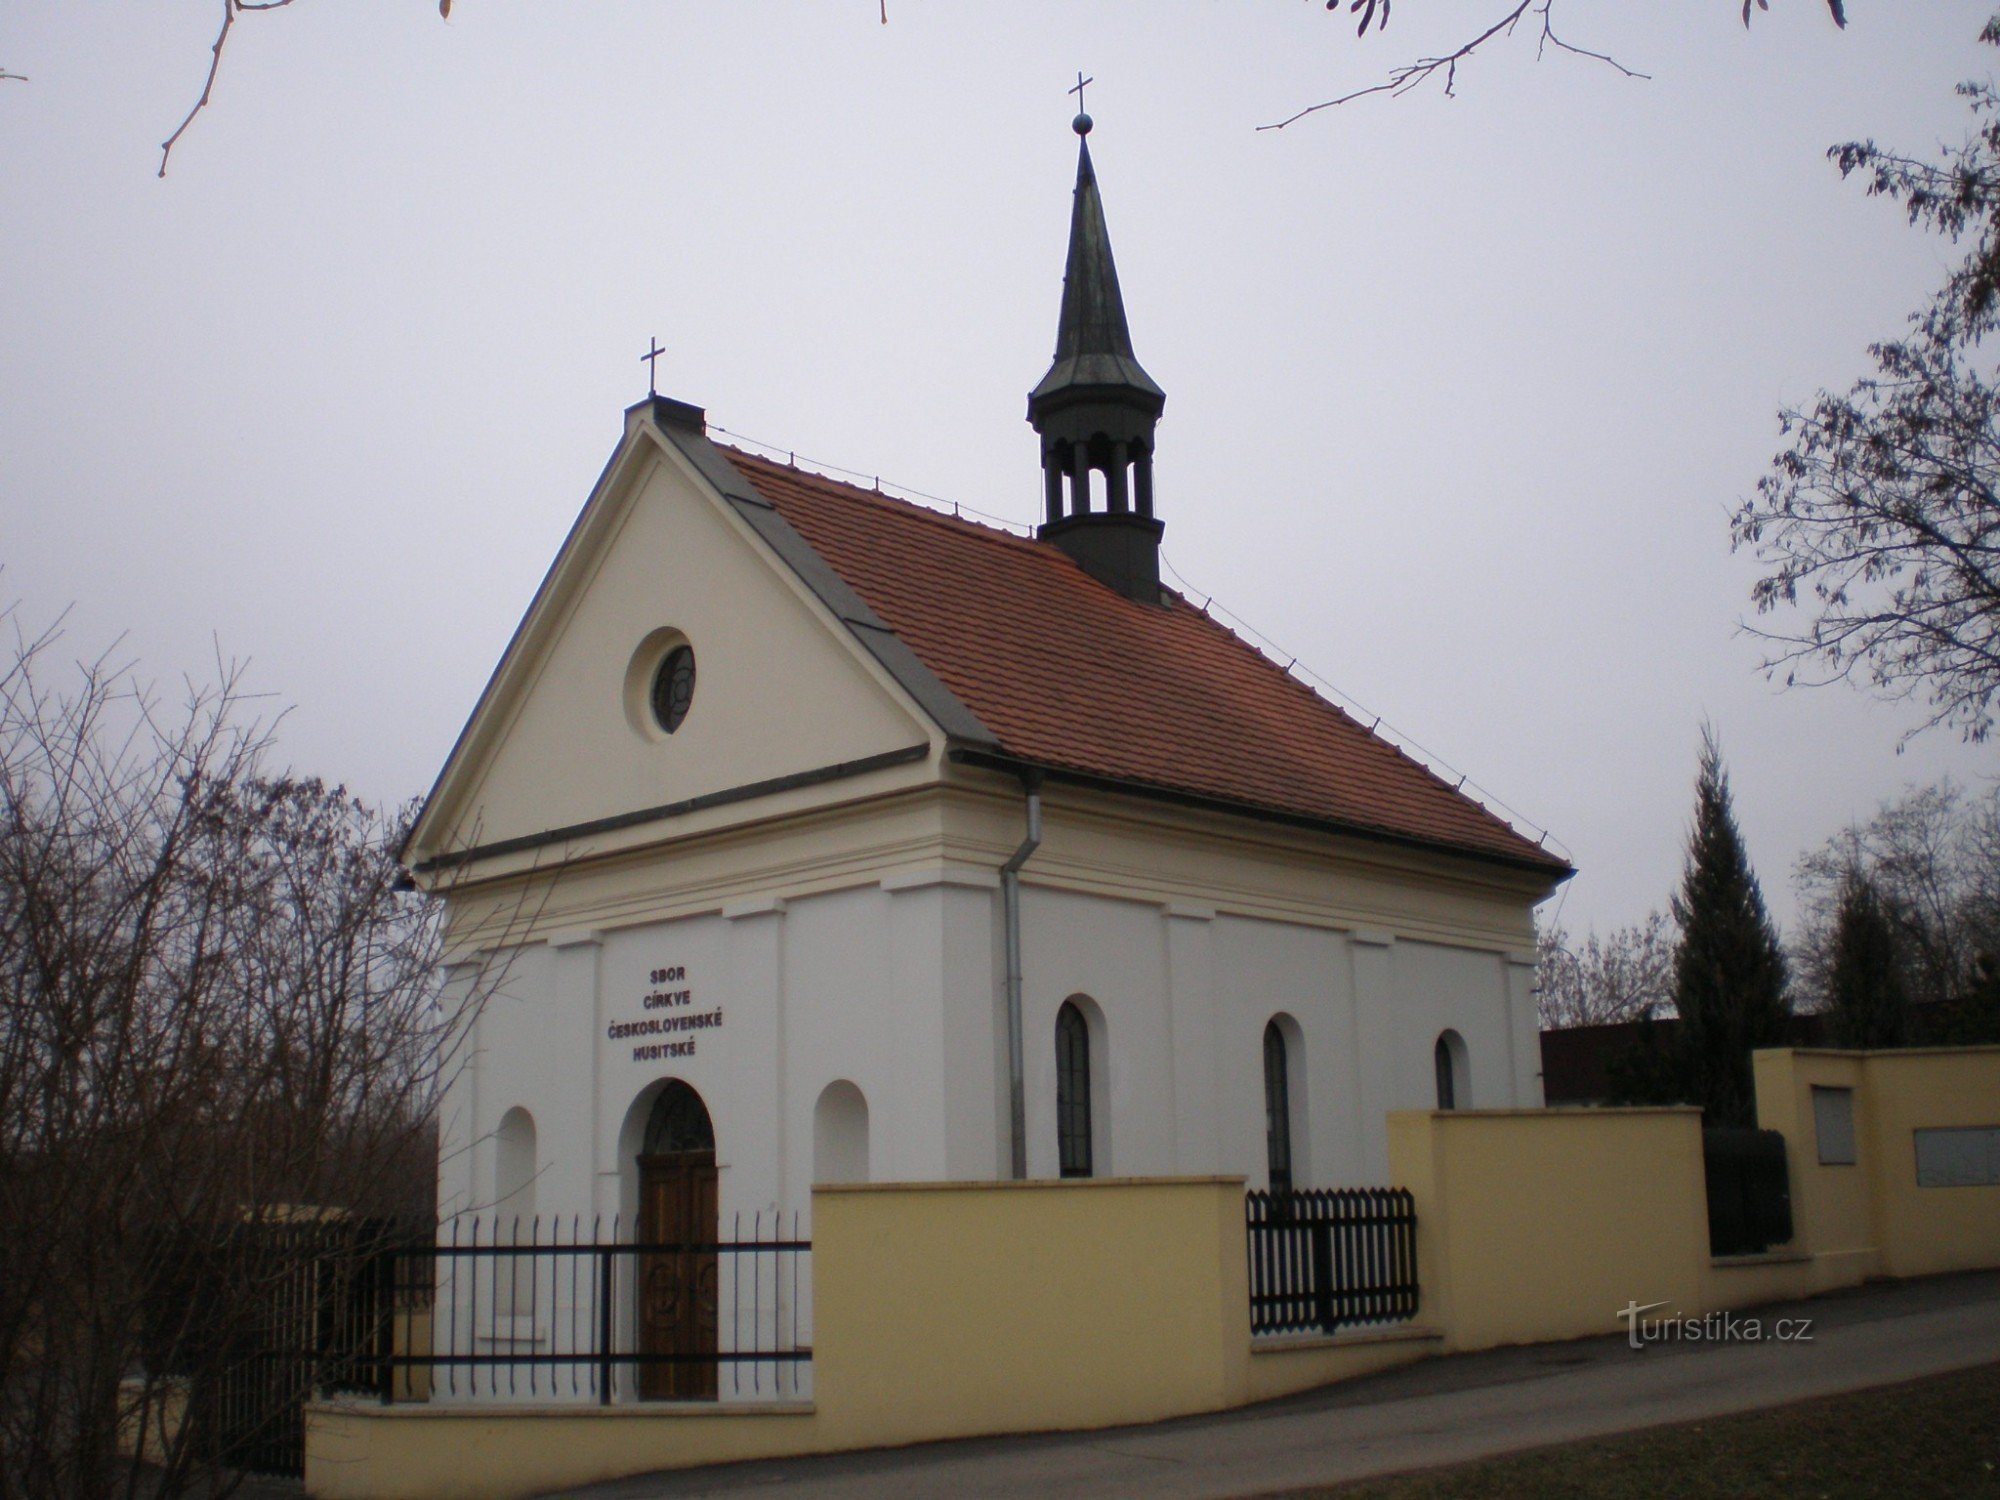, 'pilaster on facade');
1163,903,1221,1175
1504,950,1542,1108
724,899,788,1207
876,866,1004,1169
548,932,605,1205
1346,929,1398,1181
436,961,487,1224
943,882,1008,1179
